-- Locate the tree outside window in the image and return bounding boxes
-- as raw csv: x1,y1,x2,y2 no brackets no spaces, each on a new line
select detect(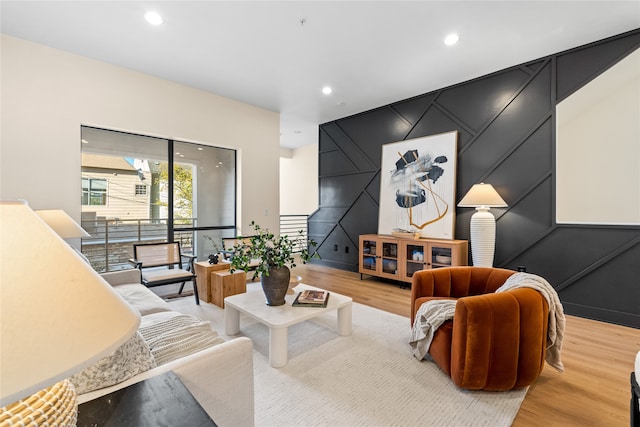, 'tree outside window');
155,162,193,224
